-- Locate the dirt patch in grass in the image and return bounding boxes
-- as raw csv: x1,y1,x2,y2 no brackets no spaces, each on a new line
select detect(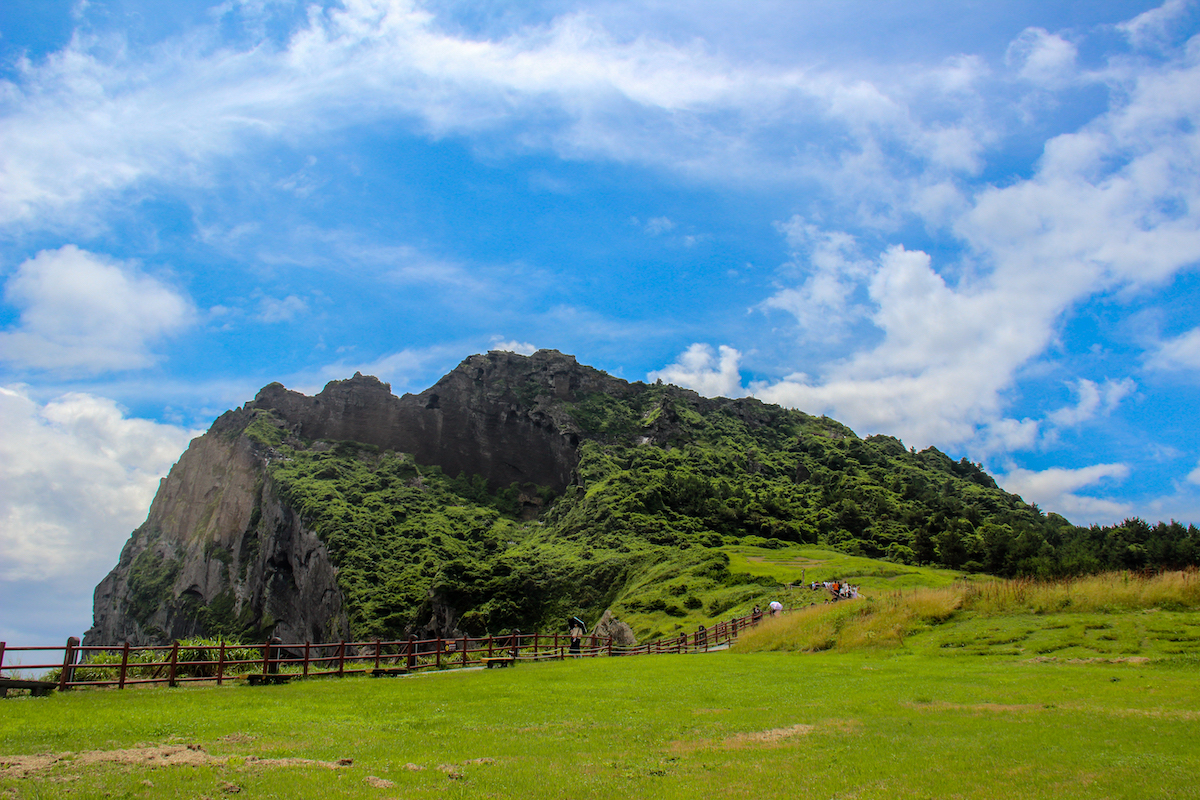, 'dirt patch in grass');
217,733,256,744
905,701,1043,714
729,723,815,744
744,557,826,569
0,744,353,779
1026,656,1151,664
1068,705,1200,721
668,720,859,753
